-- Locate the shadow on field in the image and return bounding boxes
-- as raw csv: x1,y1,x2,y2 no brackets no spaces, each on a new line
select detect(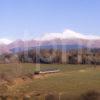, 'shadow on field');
79,90,100,100
0,90,100,100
